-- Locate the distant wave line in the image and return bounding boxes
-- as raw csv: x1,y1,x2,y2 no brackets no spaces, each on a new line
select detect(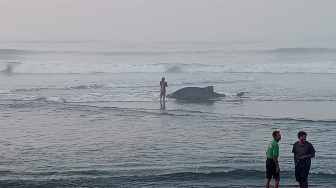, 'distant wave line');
2,47,336,56
0,48,228,56
260,47,336,54
1,61,336,74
